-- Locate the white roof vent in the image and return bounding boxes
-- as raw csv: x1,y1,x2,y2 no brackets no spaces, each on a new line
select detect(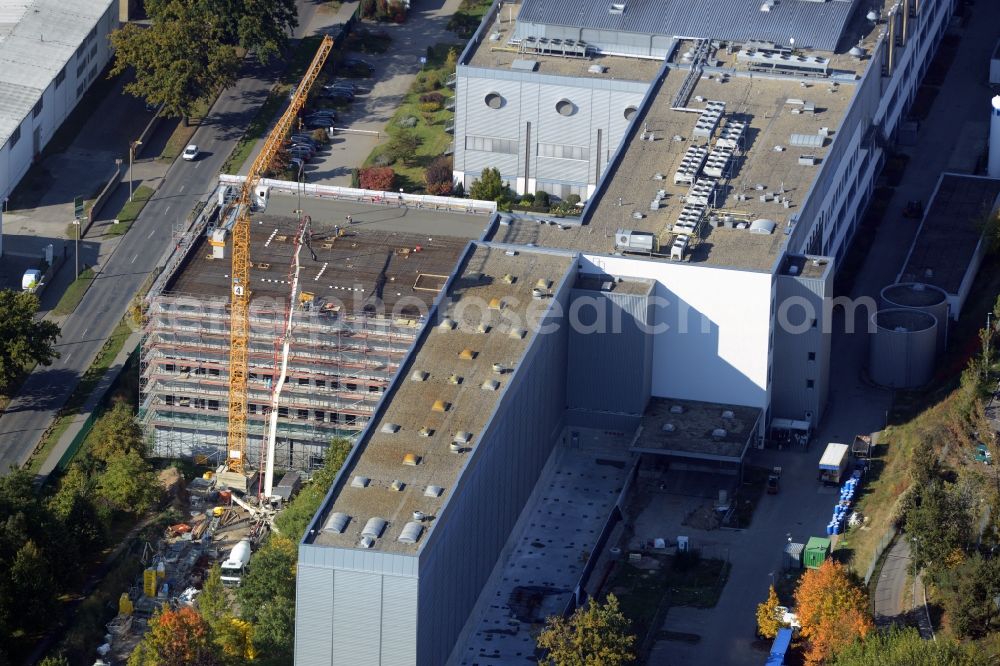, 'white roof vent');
359,536,375,549
662,423,676,433
351,476,370,488
609,2,626,15
424,485,444,498
362,517,388,539
482,379,500,391
381,423,401,434
454,431,473,445
721,410,735,419
749,219,777,235
669,404,685,414
323,512,350,533
712,428,728,439
439,318,456,330
391,479,405,492
449,442,465,453
411,370,429,382
398,522,424,544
